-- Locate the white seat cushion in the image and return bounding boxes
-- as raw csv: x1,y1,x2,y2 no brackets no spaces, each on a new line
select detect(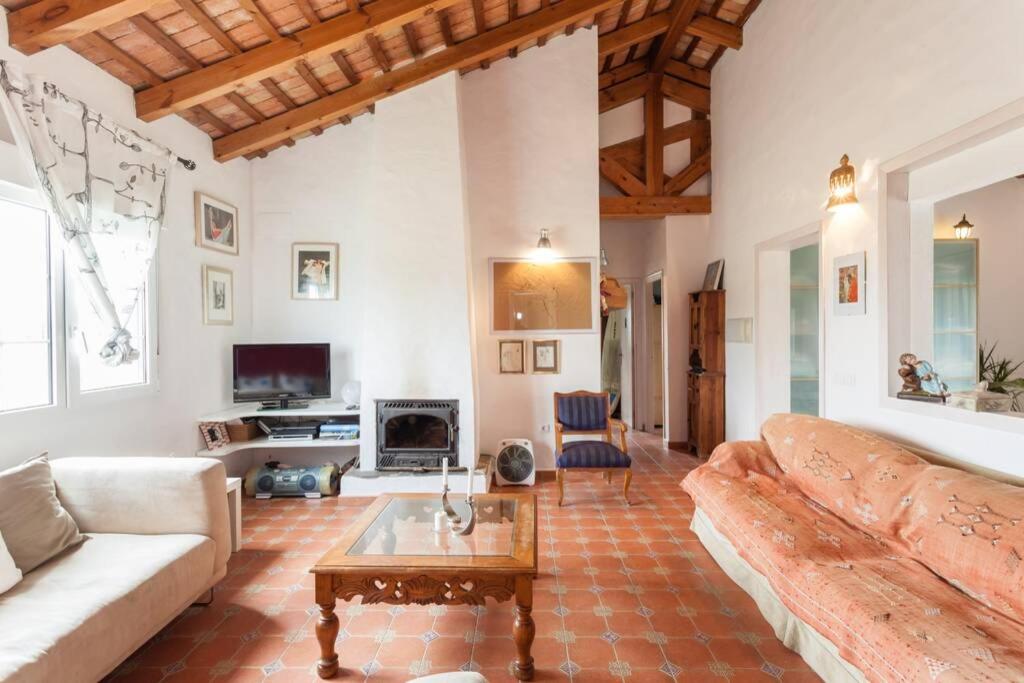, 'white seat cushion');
0,533,215,683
